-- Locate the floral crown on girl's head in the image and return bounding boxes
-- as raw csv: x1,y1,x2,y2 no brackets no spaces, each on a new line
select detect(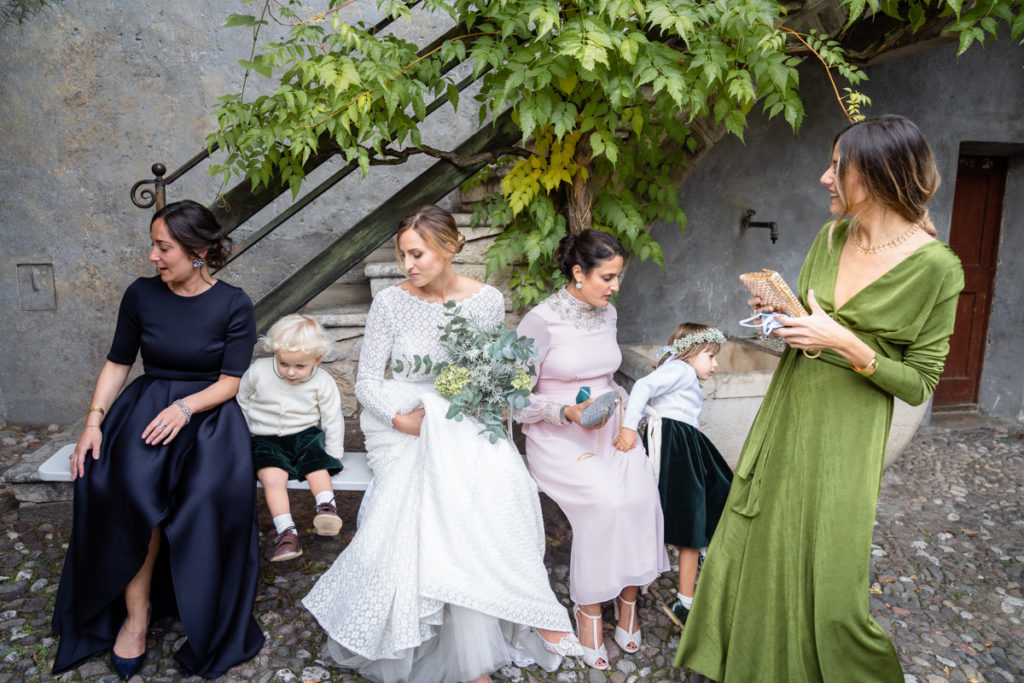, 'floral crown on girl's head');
652,327,728,365
671,328,728,354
